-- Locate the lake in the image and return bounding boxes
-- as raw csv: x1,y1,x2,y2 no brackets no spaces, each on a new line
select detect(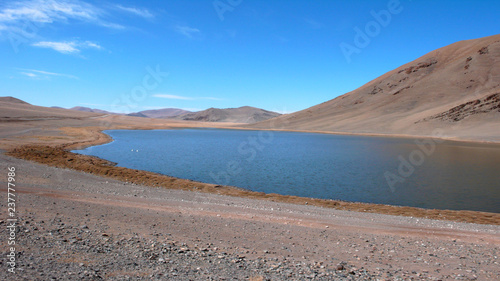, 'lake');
73,129,500,213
